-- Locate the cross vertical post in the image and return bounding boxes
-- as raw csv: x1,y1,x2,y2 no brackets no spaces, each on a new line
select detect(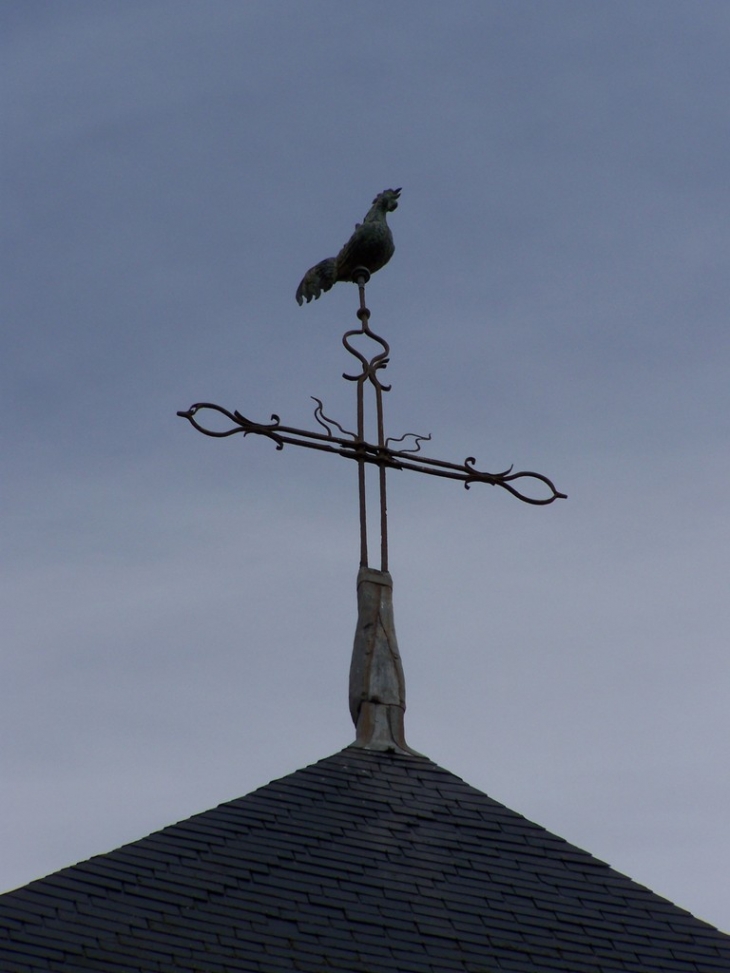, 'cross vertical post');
344,267,392,572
